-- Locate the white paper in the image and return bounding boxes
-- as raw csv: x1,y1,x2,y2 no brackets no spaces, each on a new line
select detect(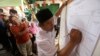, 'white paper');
60,0,100,56
59,6,69,50
67,0,100,56
93,35,100,56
